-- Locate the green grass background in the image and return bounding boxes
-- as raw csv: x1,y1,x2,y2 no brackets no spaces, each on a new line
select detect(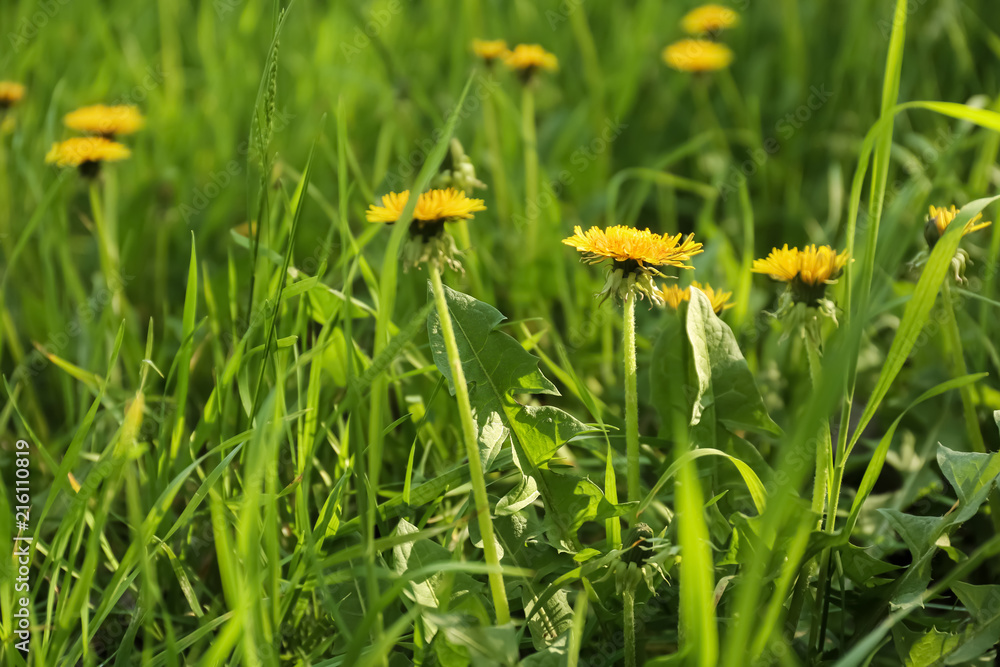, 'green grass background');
2,0,1000,664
